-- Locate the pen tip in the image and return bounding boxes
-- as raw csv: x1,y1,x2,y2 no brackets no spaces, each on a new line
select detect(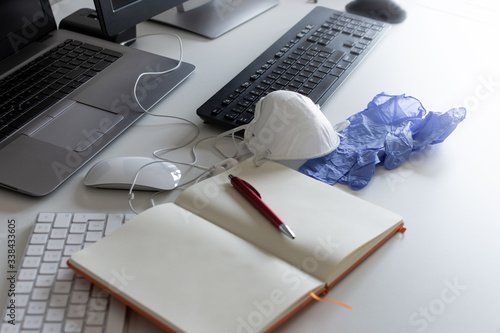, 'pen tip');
279,224,296,240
